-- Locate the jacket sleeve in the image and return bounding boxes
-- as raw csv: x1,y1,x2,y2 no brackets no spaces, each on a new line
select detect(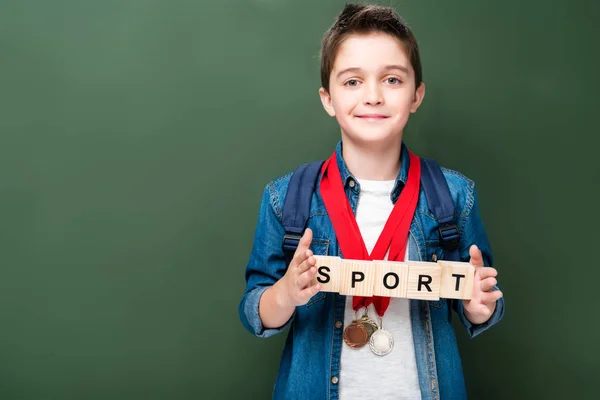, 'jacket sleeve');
452,185,505,338
239,184,295,338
